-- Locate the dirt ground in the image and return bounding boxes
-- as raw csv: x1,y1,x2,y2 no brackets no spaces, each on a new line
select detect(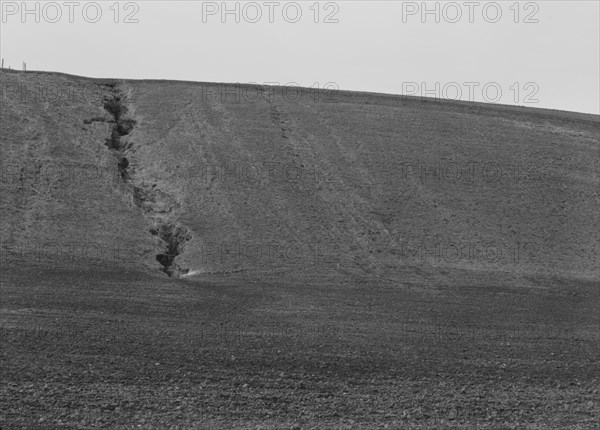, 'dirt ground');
1,264,598,429
1,71,598,428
